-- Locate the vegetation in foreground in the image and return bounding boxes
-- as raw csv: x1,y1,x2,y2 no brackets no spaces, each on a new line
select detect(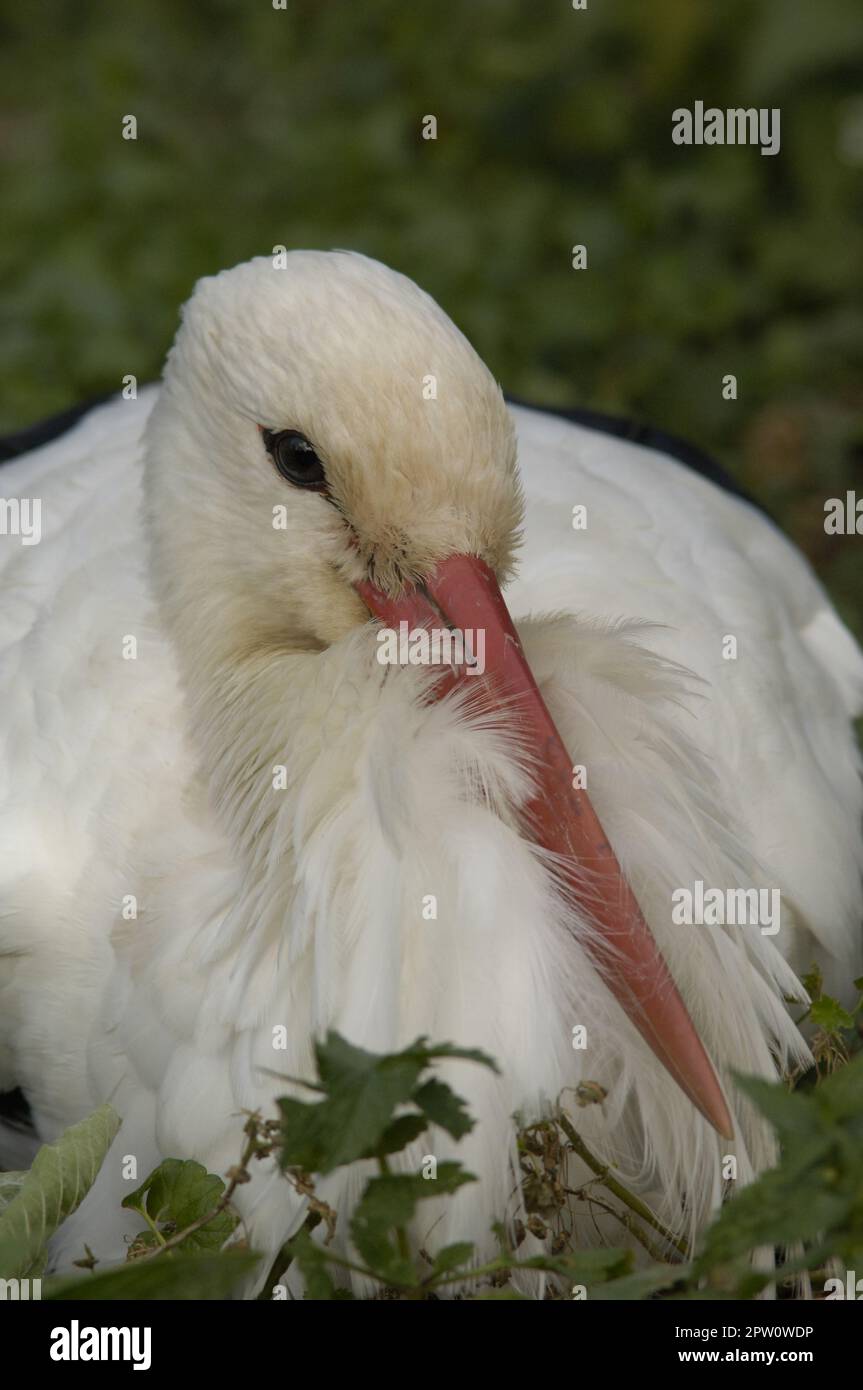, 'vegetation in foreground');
2,966,861,1301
